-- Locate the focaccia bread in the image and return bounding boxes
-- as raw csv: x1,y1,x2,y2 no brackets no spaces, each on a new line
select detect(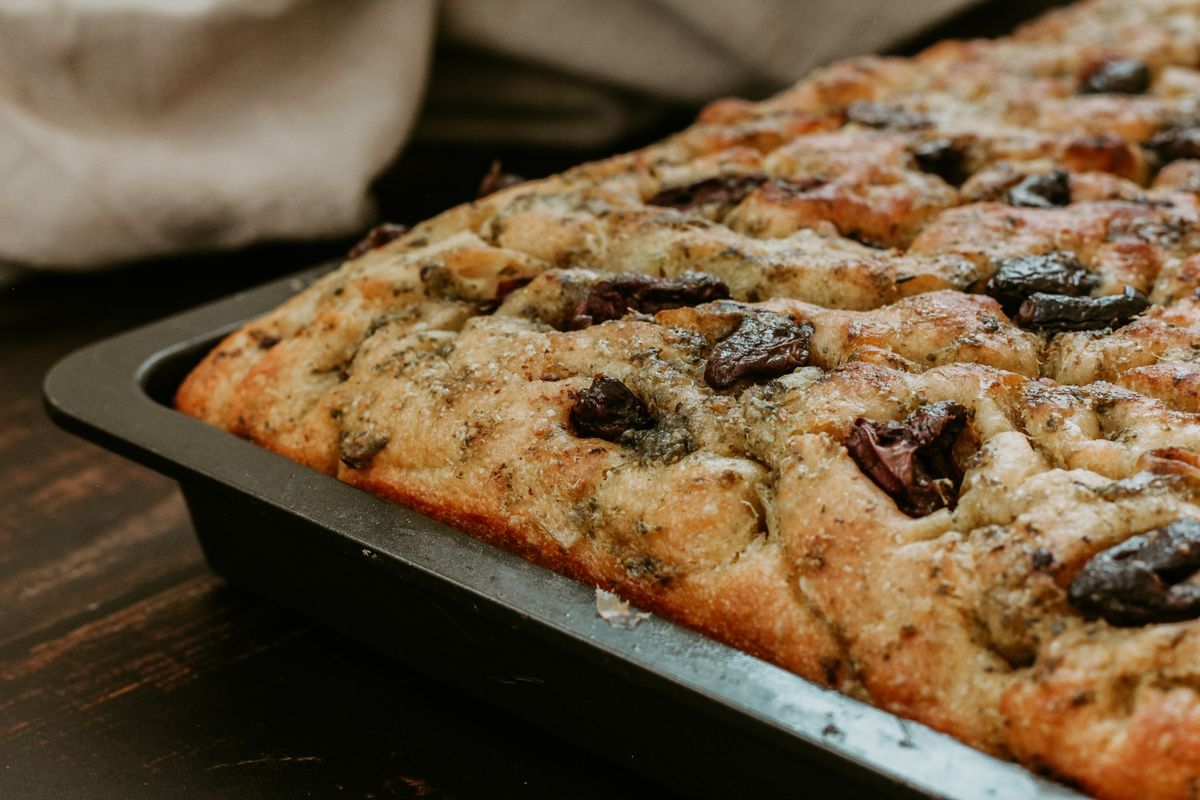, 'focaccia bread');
177,2,1200,796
